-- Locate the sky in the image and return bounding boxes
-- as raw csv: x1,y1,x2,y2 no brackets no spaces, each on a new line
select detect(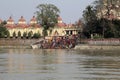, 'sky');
0,0,95,24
